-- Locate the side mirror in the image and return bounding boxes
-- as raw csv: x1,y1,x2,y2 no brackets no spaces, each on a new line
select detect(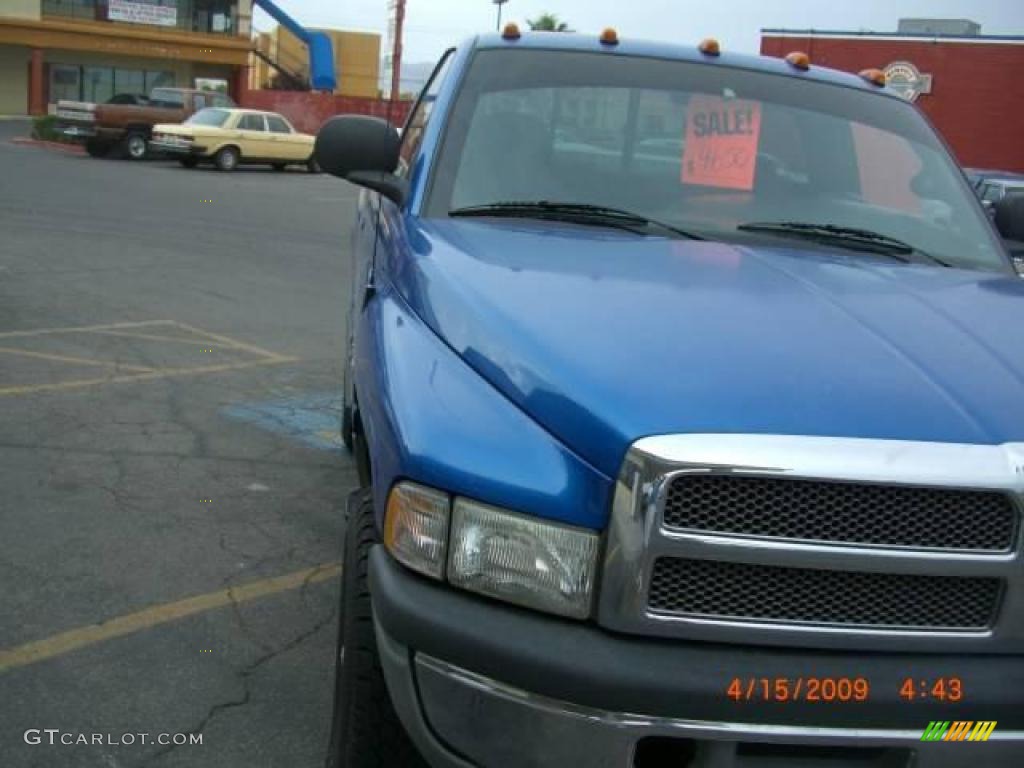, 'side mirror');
993,195,1024,241
315,116,408,206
